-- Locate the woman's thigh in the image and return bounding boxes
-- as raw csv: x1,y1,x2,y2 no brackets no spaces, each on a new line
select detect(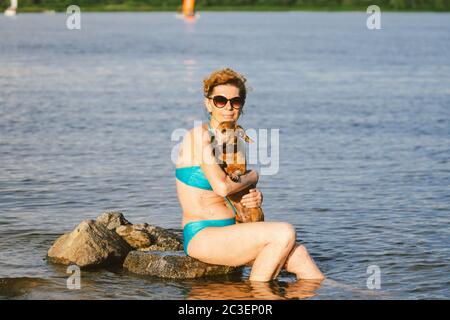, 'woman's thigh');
187,221,296,266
